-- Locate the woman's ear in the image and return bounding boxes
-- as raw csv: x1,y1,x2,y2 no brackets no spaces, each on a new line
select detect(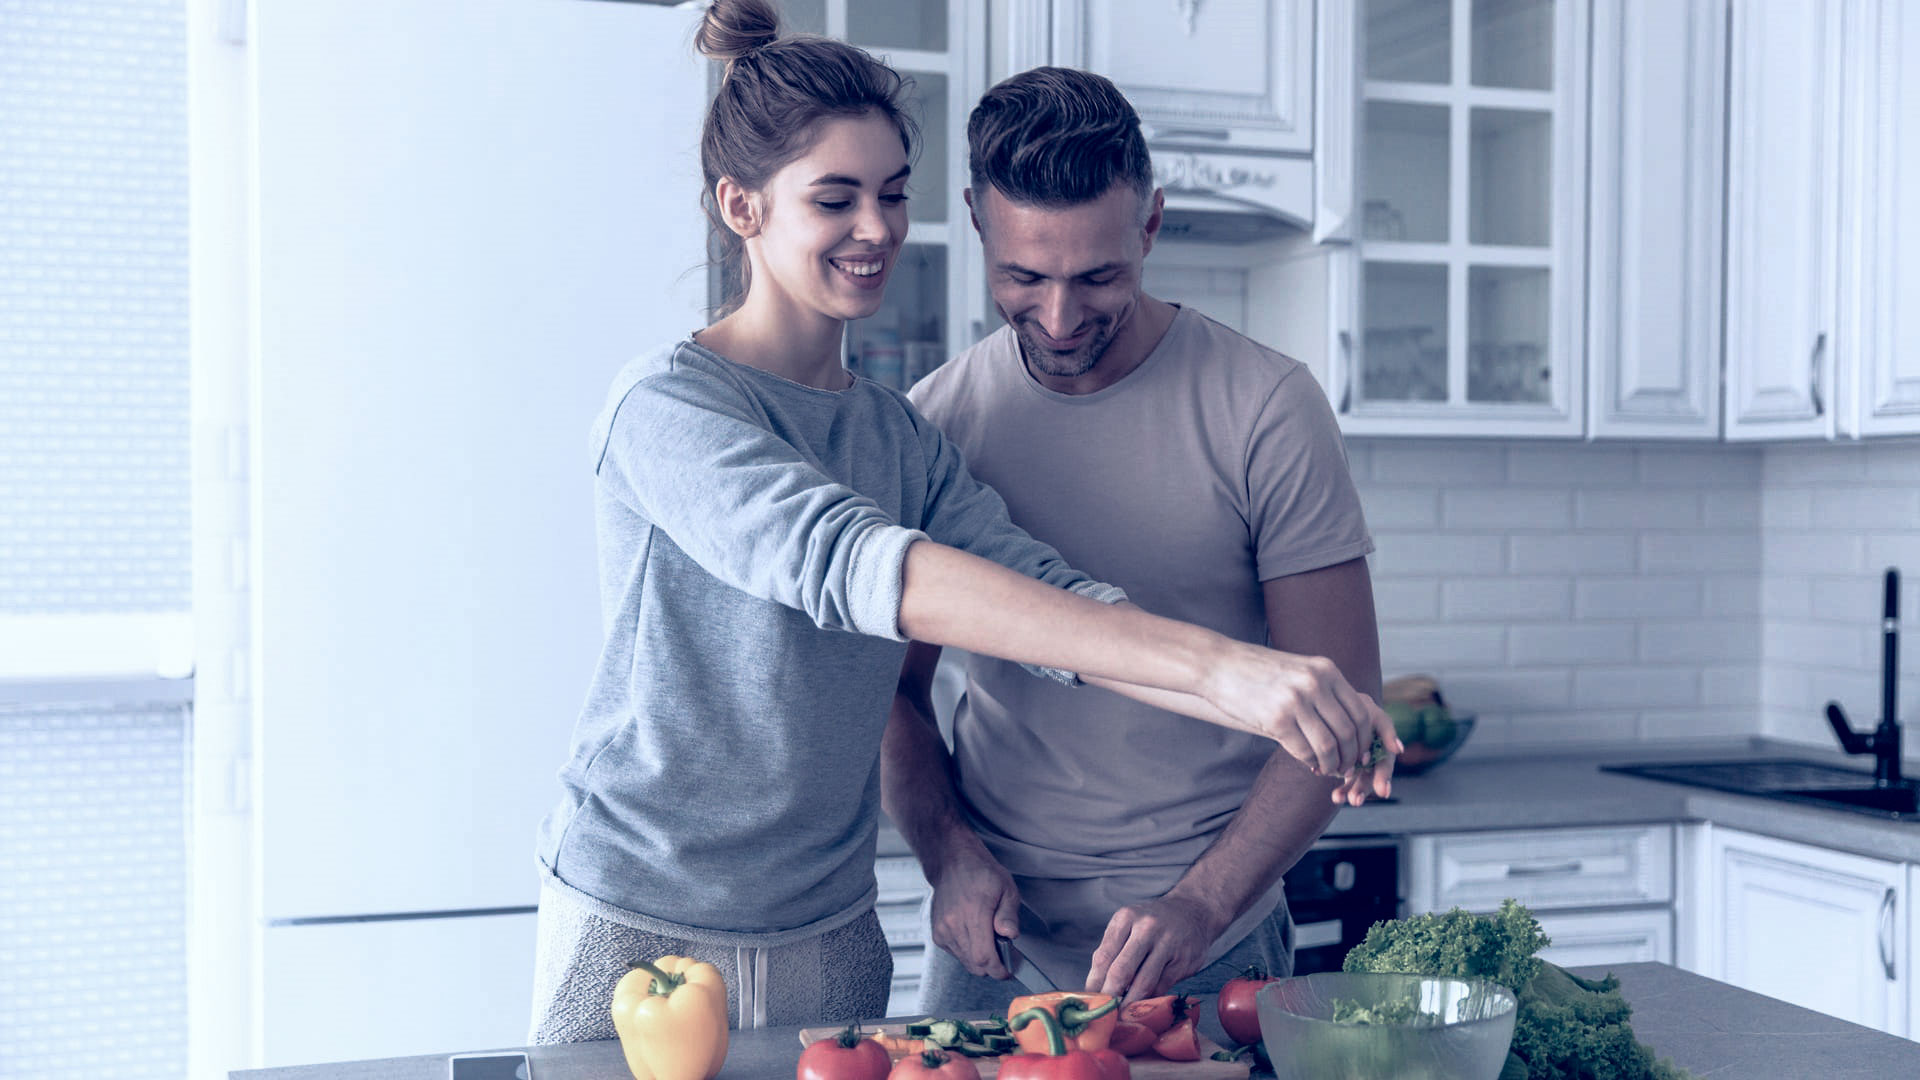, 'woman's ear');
715,177,763,238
